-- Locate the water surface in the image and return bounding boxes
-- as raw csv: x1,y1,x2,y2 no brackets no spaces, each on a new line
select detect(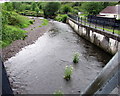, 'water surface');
5,21,112,94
